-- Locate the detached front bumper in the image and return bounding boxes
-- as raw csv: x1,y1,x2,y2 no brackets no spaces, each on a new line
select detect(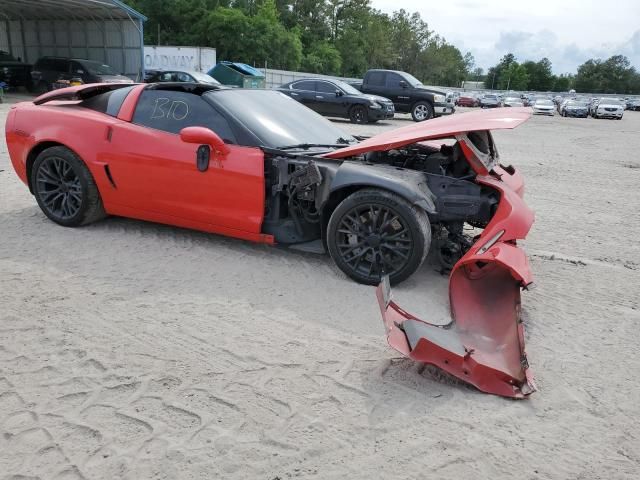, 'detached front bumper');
434,102,455,116
377,167,537,398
